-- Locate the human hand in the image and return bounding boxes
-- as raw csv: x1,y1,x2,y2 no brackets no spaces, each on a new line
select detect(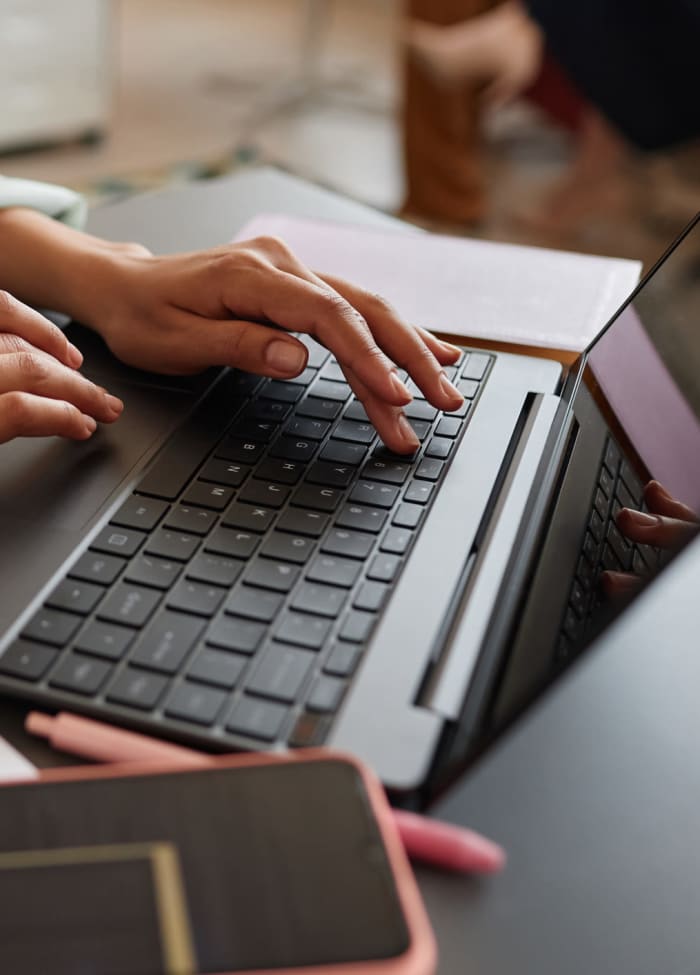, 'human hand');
0,290,123,445
87,236,464,454
602,480,699,597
